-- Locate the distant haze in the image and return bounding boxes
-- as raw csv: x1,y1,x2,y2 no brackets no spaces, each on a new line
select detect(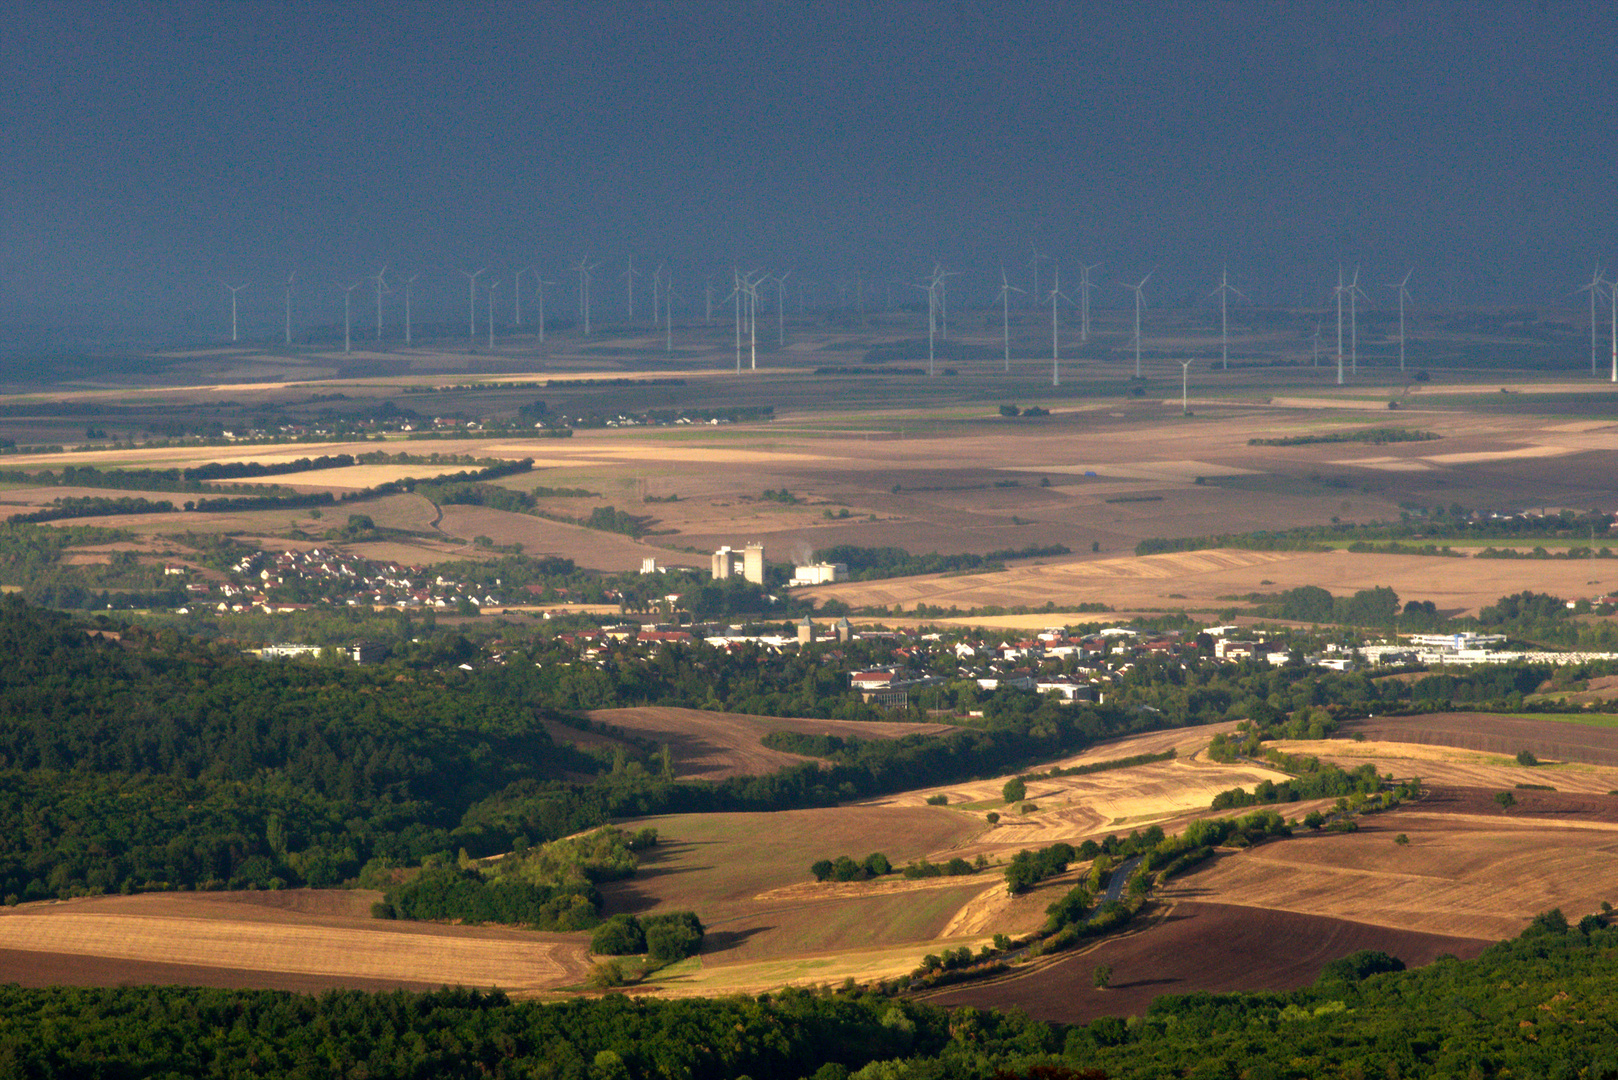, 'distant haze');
2,1,1615,345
